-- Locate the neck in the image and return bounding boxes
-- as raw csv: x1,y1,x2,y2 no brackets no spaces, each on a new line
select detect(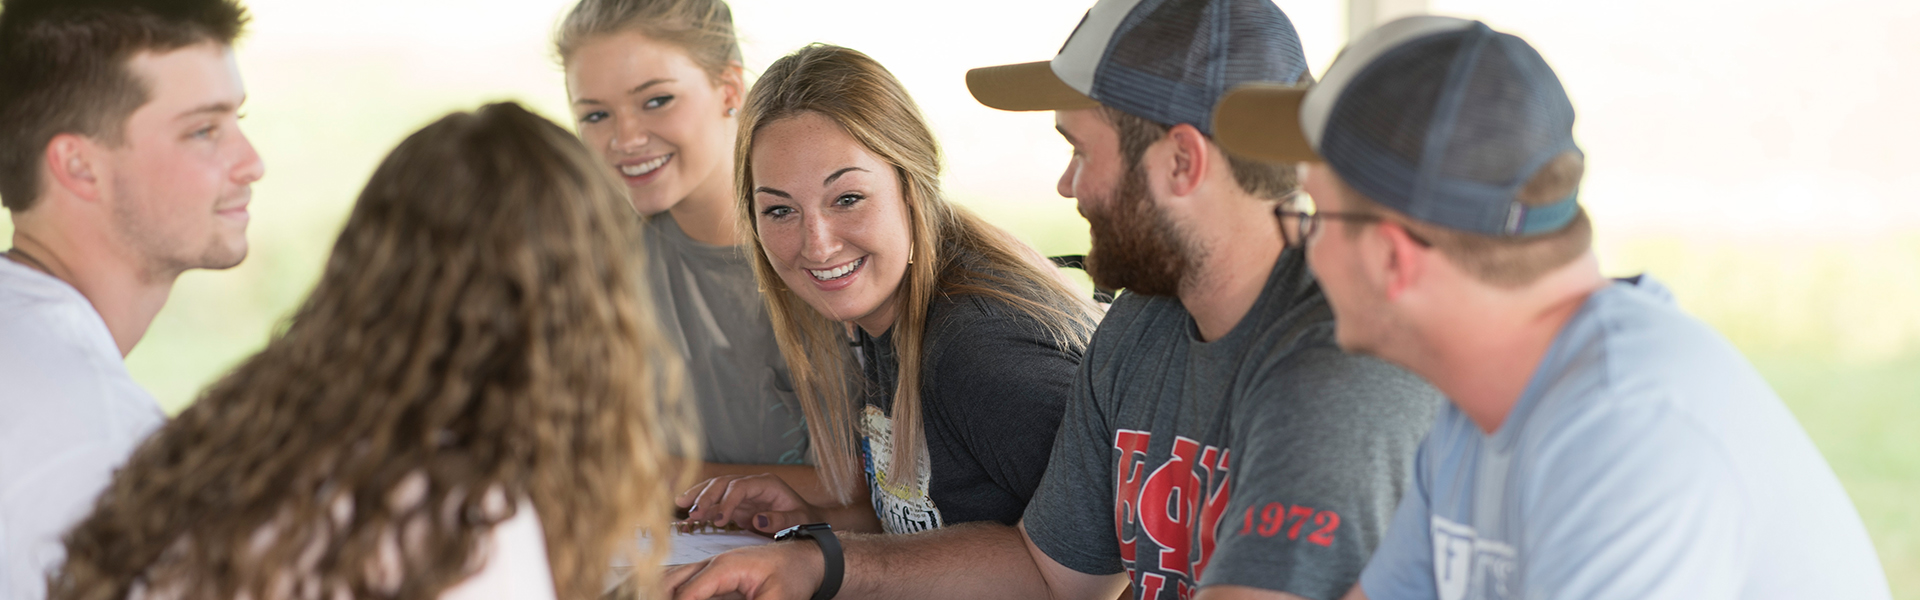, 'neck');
668,156,742,247
11,219,177,357
1175,190,1286,342
1403,253,1608,434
